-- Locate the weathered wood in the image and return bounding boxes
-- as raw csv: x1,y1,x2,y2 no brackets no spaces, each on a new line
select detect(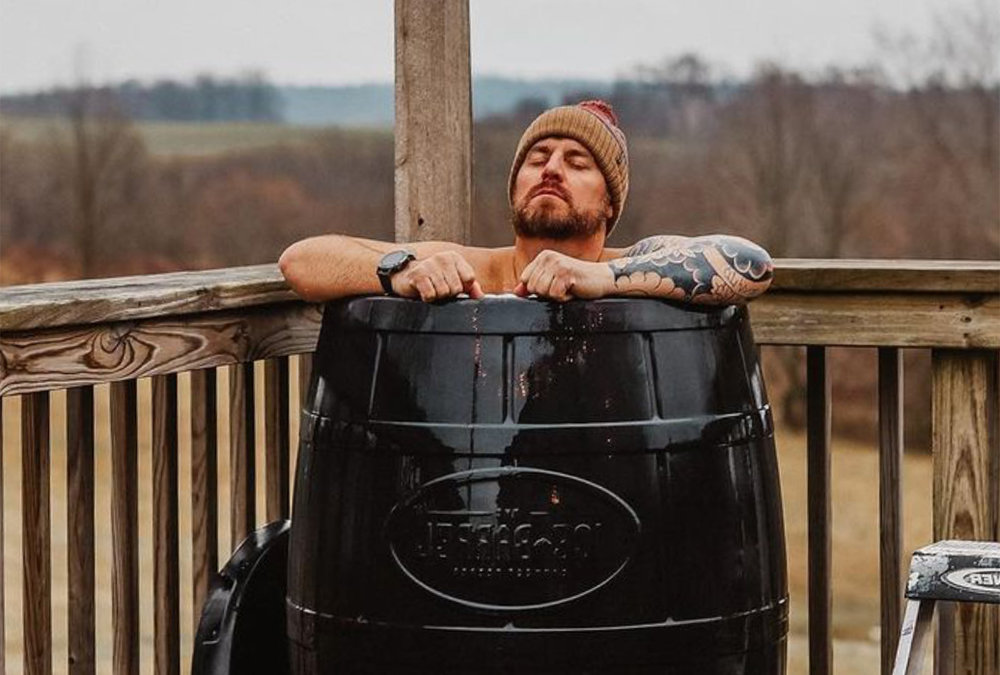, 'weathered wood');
110,380,139,675
190,368,218,629
298,353,313,408
0,261,996,332
772,259,1000,293
751,291,1000,348
152,375,180,675
22,392,52,675
931,349,1000,675
878,349,903,675
0,403,5,675
2,268,998,398
66,387,96,675
394,0,472,244
3,289,996,399
0,301,322,397
0,264,296,331
265,357,290,521
230,362,256,547
807,347,832,675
